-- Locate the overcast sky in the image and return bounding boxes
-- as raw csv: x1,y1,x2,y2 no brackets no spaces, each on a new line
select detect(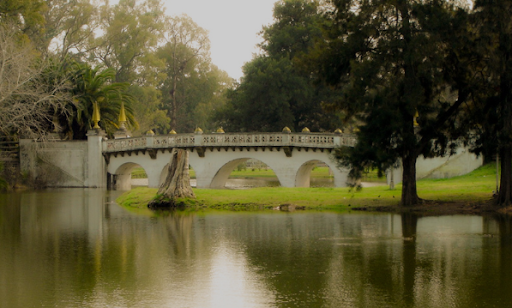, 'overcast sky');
162,0,278,80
